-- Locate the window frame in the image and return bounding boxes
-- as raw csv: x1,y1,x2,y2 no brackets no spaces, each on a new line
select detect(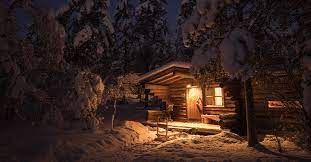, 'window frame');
205,87,225,107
